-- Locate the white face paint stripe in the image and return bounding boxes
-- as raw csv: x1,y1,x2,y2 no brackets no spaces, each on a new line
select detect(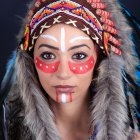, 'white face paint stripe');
41,34,58,42
70,36,90,43
61,94,67,103
61,27,66,53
